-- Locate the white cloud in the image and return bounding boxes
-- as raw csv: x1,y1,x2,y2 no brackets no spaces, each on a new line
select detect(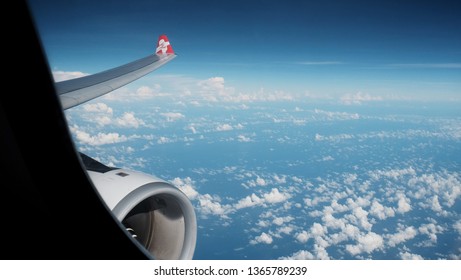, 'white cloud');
387,226,417,247
454,220,461,235
77,103,146,129
234,188,290,209
255,177,267,186
439,173,461,207
282,244,330,260
72,128,128,146
322,210,346,229
237,135,252,142
250,232,273,245
314,133,354,142
316,155,335,161
346,197,371,209
313,244,331,260
304,197,322,207
197,77,236,102
370,167,416,181
244,175,270,188
295,231,309,243
263,188,291,203
134,85,160,99
79,102,114,126
279,250,314,260
291,176,303,184
198,77,225,92
273,175,286,184
369,200,395,220
170,177,233,218
235,193,265,209
216,124,233,131
330,200,349,213
278,226,294,235
407,170,461,207
272,217,284,226
346,232,384,256
272,216,294,226
352,207,373,231
198,194,231,216
343,224,361,239
399,252,424,260
310,222,326,237
194,77,296,103
52,70,88,82
102,84,165,101
419,223,443,243
396,193,412,214
313,109,360,120
83,102,113,114
171,177,199,200
430,195,443,213
259,211,274,219
343,173,357,185
340,92,383,105
161,112,185,122
115,112,144,128
157,136,171,144
94,116,112,126
315,134,324,141
257,220,270,228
